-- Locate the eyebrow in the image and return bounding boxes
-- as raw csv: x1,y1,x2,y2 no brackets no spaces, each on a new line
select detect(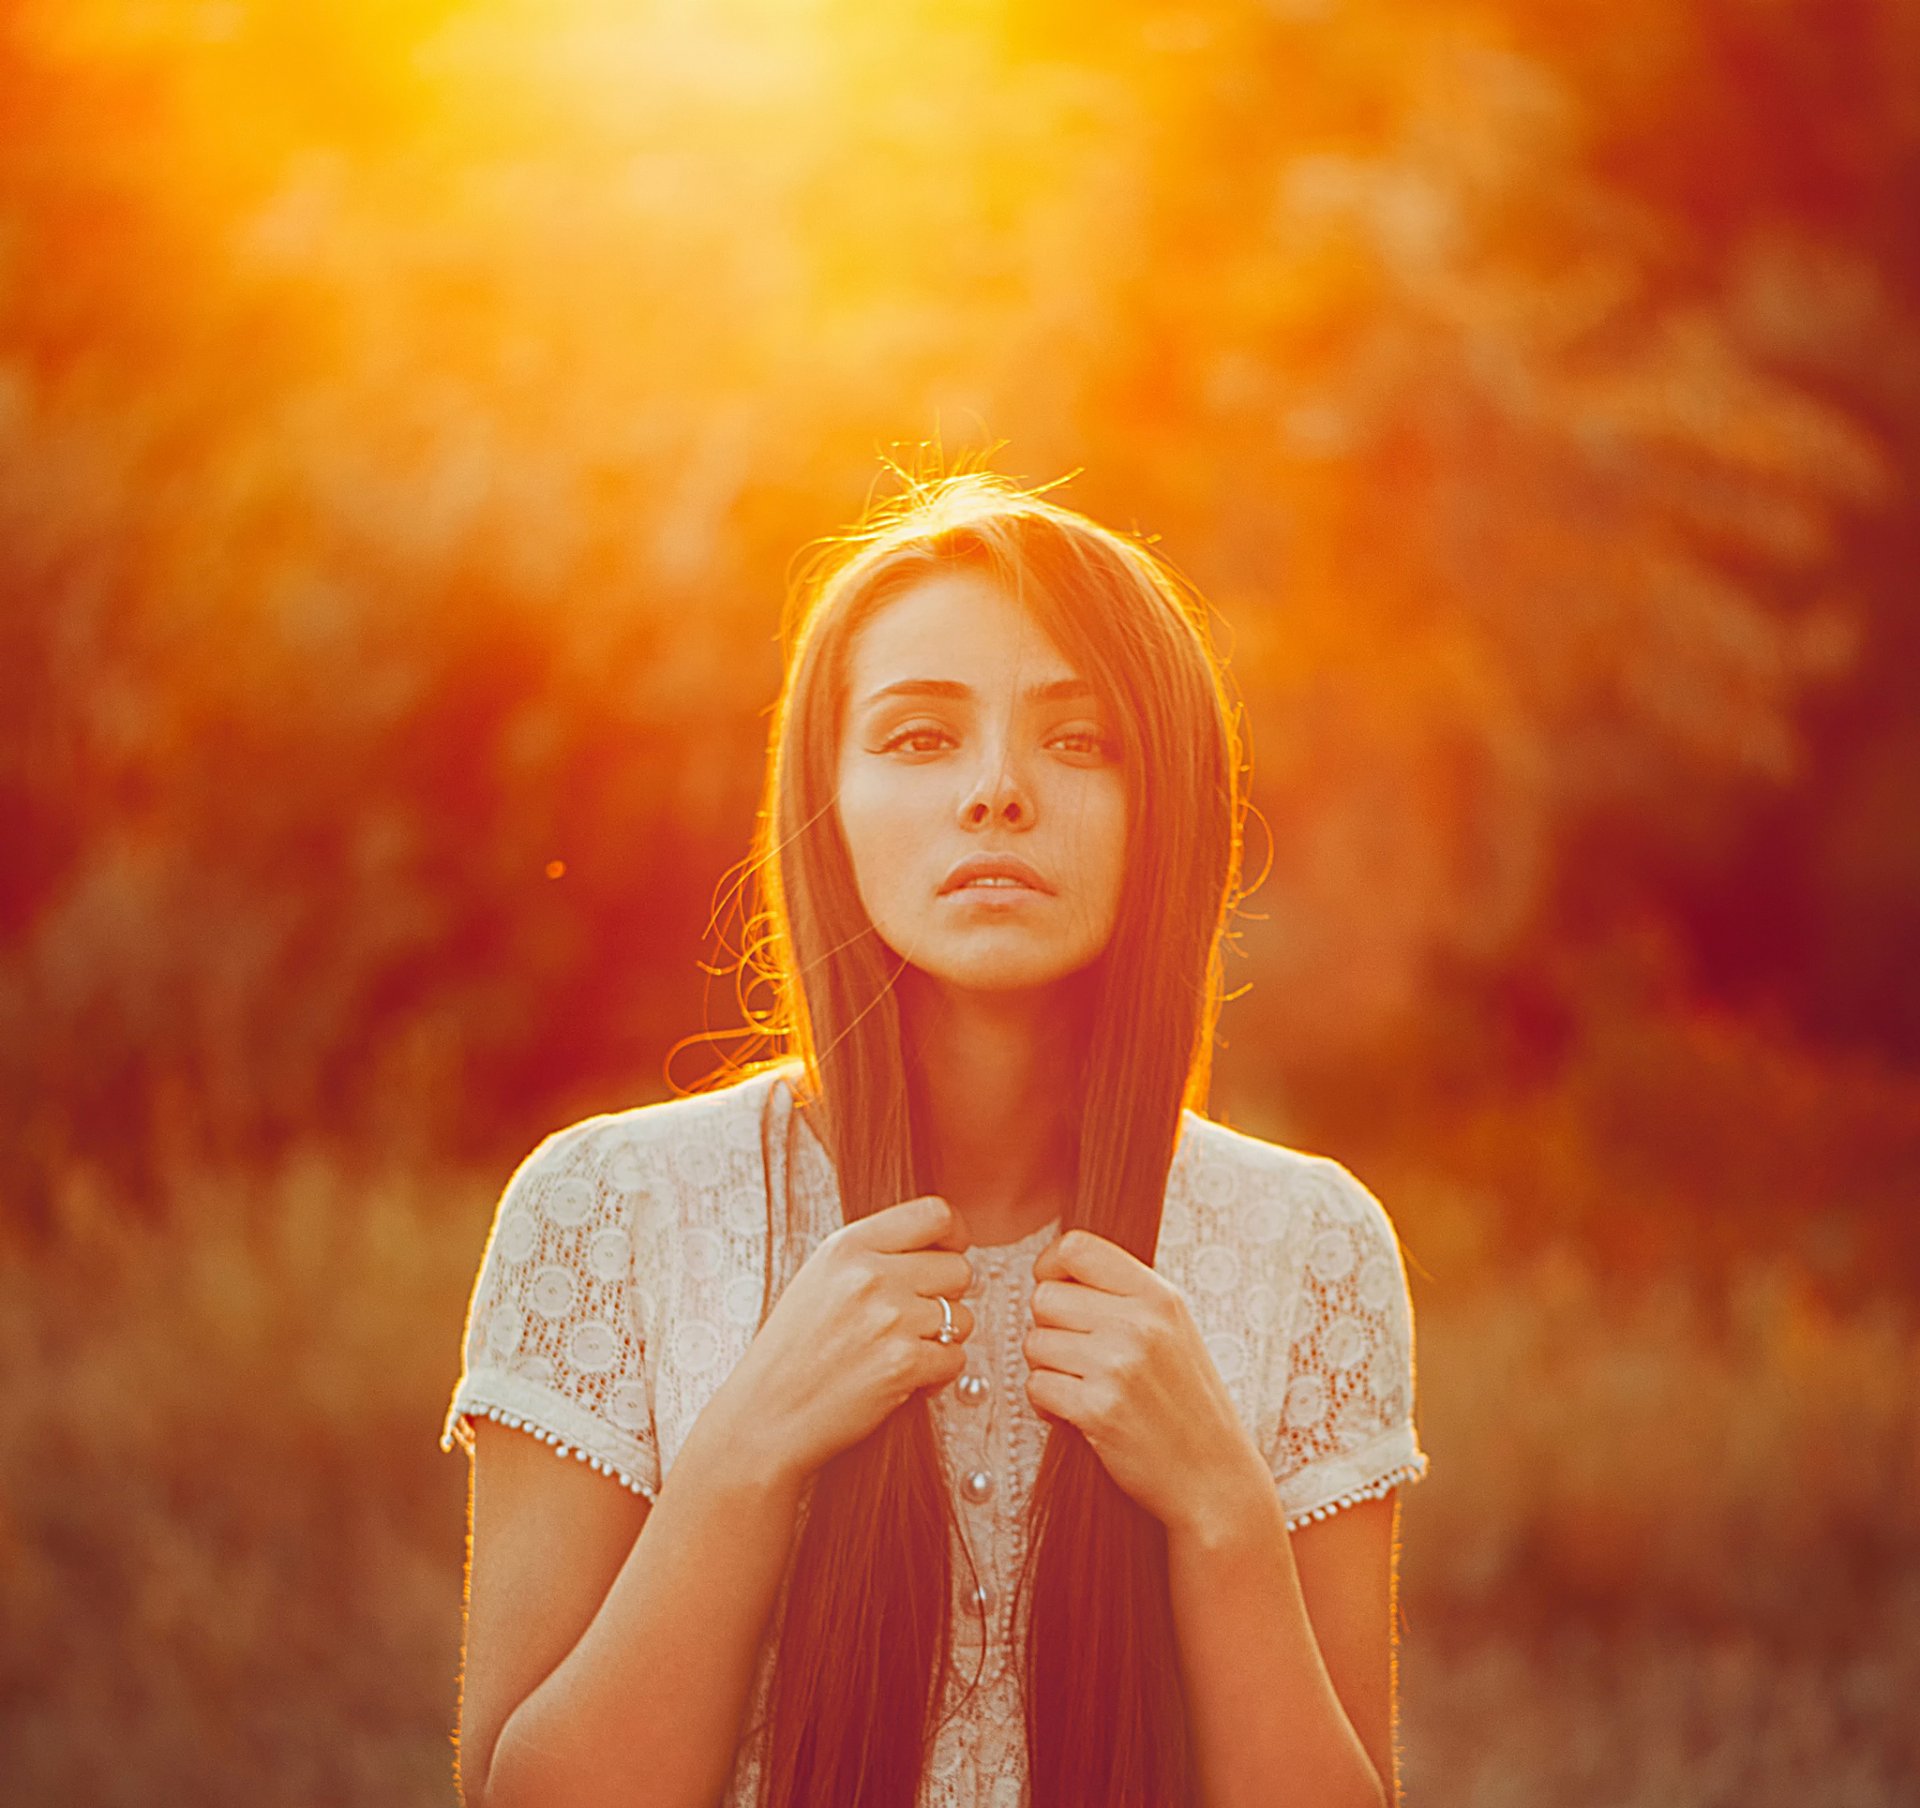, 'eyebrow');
859,677,1098,709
